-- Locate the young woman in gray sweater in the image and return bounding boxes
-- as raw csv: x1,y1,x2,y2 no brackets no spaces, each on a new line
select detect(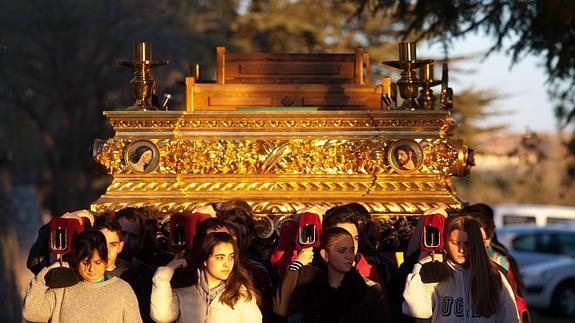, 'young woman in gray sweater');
22,230,142,323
